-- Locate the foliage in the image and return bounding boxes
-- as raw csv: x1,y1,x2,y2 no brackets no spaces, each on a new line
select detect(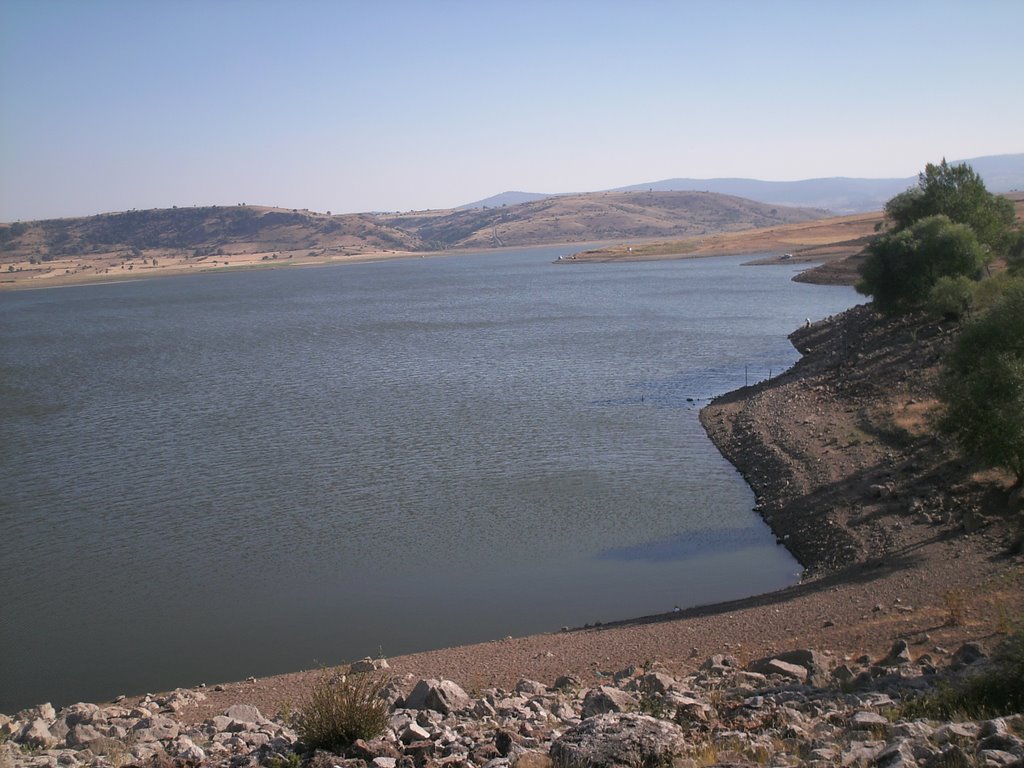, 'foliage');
857,215,985,313
291,670,390,752
900,629,1024,719
264,753,302,768
939,280,1024,485
885,159,1015,252
1009,230,1024,275
928,275,977,320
